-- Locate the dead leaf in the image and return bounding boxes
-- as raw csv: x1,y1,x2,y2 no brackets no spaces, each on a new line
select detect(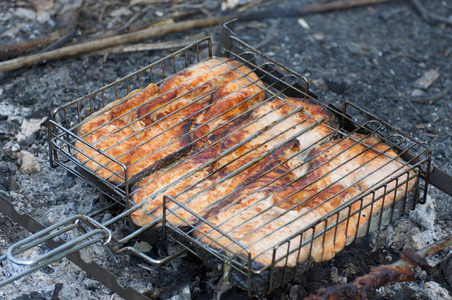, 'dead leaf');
297,18,310,29
30,0,54,12
414,68,440,90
